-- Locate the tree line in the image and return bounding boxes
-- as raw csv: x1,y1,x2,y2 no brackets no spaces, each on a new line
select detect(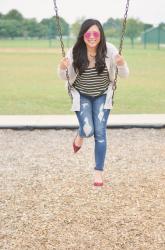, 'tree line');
0,9,164,44
0,10,69,39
